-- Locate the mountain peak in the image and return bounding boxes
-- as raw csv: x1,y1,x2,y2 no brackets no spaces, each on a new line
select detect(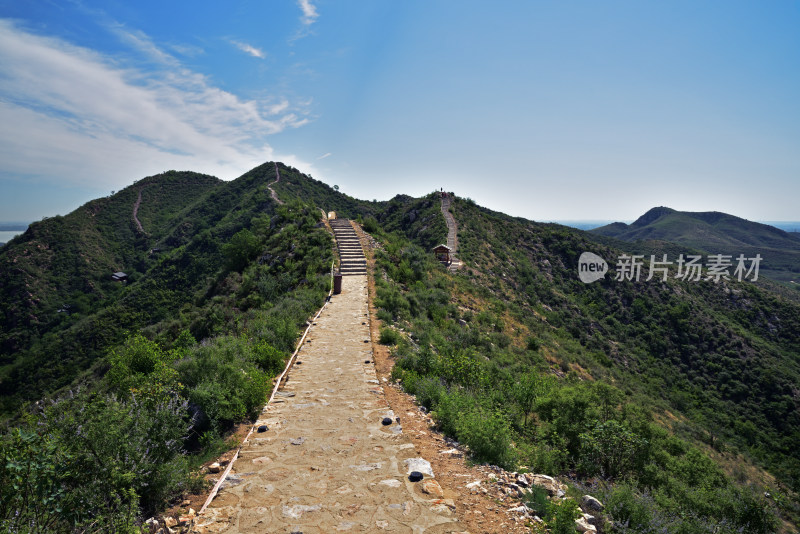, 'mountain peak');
631,206,676,228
